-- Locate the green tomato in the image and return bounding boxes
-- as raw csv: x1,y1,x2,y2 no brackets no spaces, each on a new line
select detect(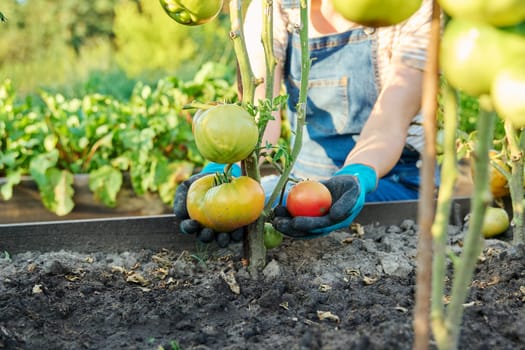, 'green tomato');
440,19,525,97
193,104,259,164
186,174,265,232
482,207,510,238
437,0,525,27
159,0,223,26
331,0,423,27
264,223,283,249
492,61,525,129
